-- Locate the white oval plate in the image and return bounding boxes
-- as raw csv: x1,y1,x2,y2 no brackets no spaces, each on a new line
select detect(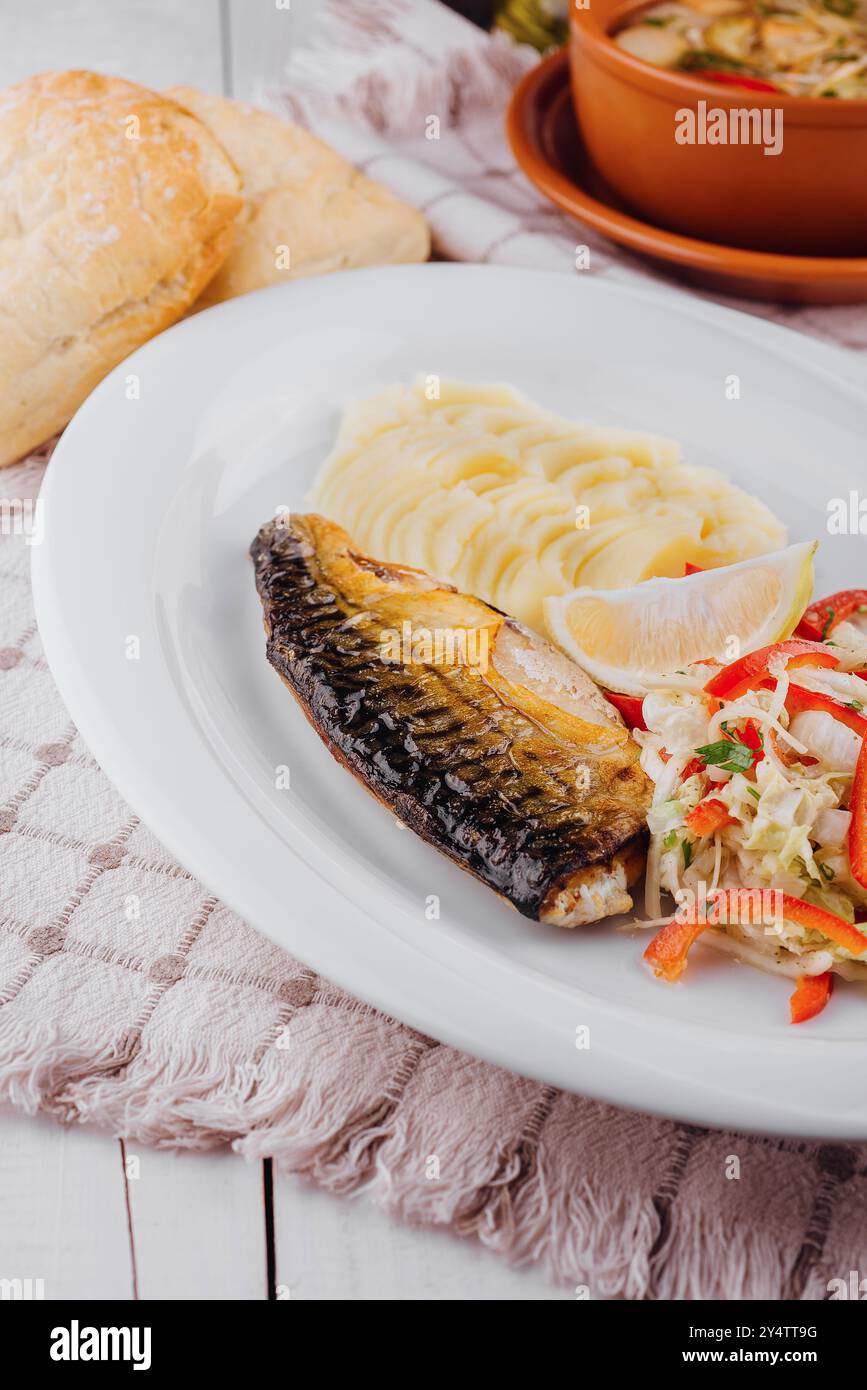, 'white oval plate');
33,265,867,1138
